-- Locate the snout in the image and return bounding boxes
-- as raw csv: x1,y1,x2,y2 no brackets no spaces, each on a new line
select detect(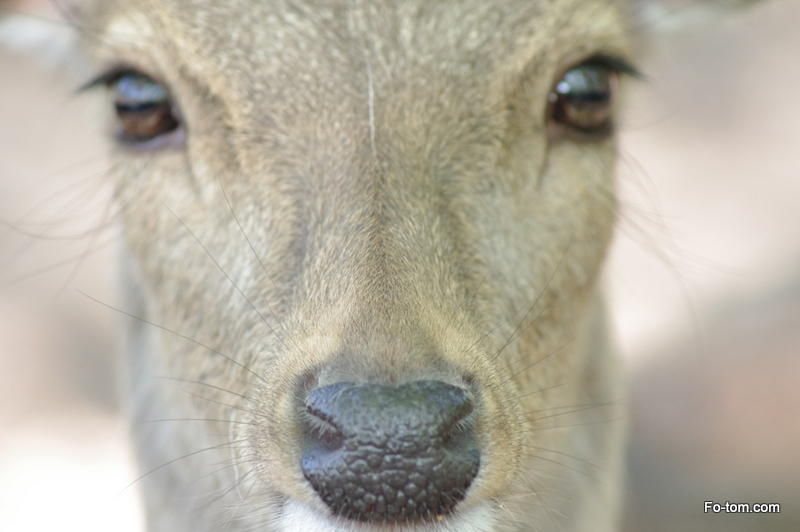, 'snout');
300,380,480,523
